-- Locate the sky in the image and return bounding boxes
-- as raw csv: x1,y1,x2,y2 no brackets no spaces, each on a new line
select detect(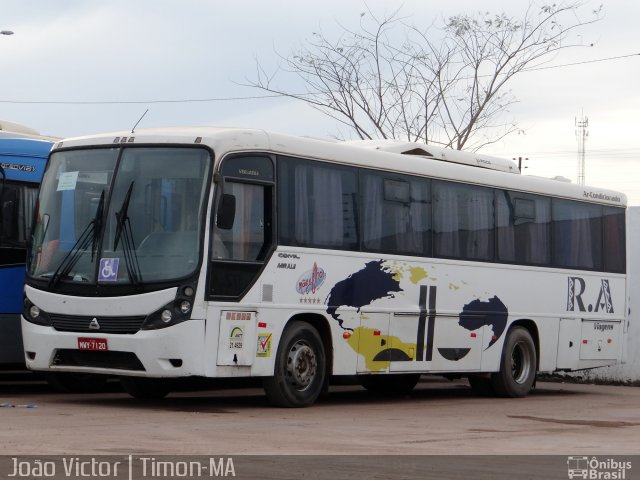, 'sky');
1,0,639,203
